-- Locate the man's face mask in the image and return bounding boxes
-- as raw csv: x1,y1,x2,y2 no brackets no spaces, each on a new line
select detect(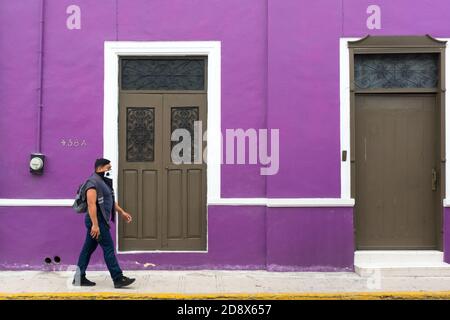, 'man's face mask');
105,168,113,179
